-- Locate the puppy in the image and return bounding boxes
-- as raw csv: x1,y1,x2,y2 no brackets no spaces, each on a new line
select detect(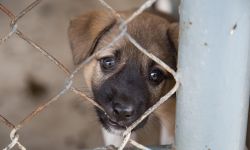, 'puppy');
68,10,179,146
